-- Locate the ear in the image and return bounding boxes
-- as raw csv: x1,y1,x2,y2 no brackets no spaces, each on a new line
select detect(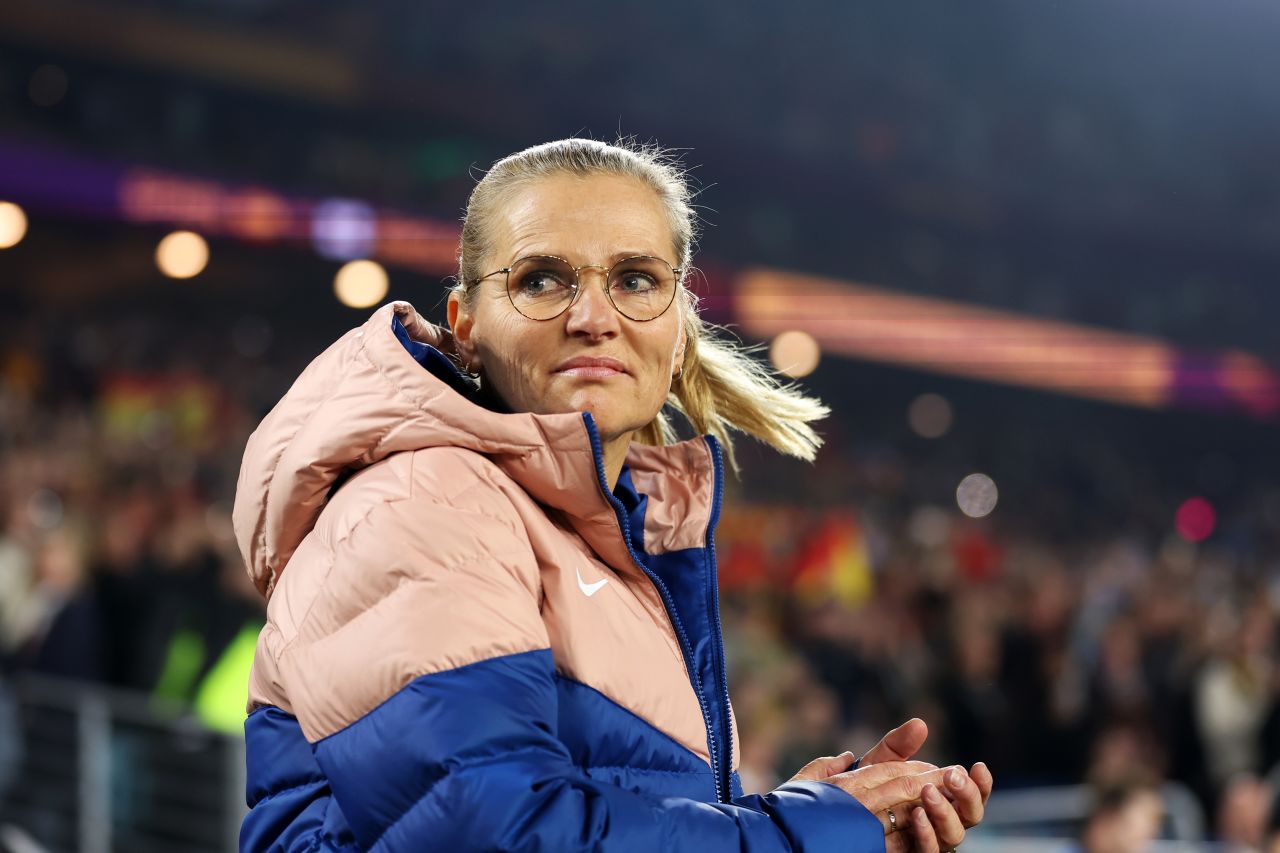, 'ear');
447,290,481,372
672,319,687,378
